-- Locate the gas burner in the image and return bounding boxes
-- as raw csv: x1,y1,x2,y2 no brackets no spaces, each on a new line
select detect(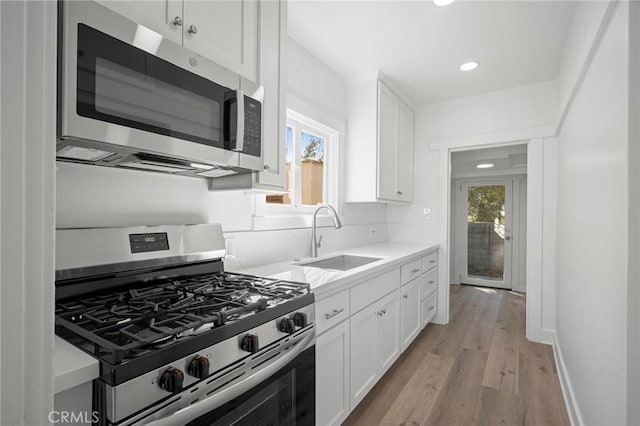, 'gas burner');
55,271,310,363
